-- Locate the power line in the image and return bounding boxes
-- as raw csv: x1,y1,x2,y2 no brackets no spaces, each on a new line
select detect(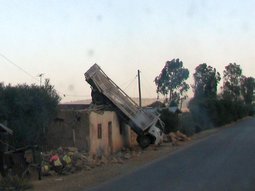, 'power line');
0,52,39,82
138,70,157,98
0,52,92,100
123,75,137,91
120,75,137,87
0,53,65,98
